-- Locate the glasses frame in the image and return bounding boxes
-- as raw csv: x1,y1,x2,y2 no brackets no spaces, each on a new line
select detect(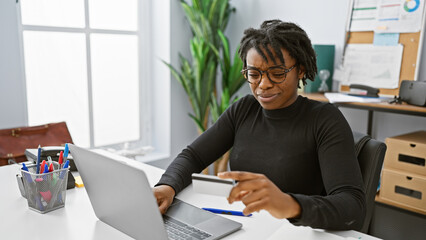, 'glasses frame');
241,64,296,84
